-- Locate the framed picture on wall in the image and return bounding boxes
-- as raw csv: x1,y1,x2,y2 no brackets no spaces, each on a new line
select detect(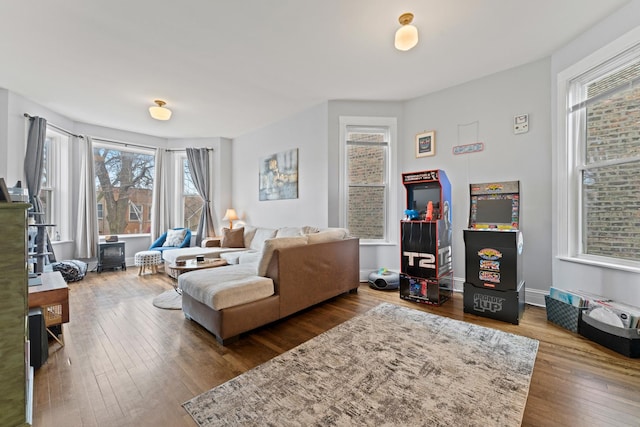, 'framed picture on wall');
416,131,436,158
259,148,299,201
